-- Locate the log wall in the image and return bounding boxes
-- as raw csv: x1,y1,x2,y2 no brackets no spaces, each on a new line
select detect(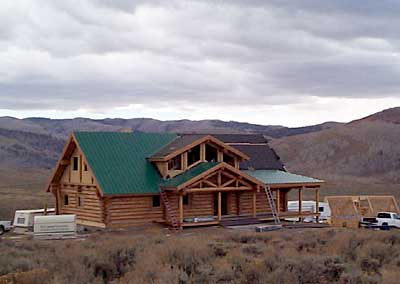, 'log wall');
59,185,104,226
105,196,163,227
